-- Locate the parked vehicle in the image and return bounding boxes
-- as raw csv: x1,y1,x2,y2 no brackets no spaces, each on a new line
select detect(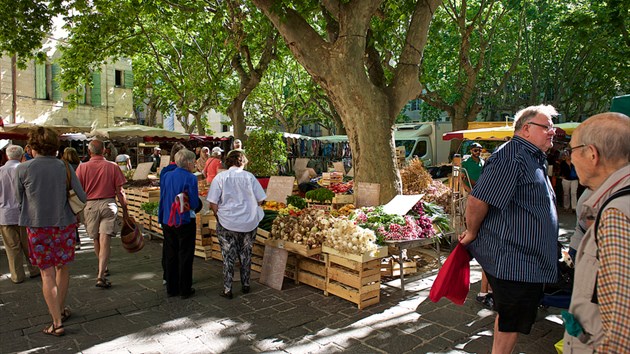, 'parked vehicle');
394,122,452,166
